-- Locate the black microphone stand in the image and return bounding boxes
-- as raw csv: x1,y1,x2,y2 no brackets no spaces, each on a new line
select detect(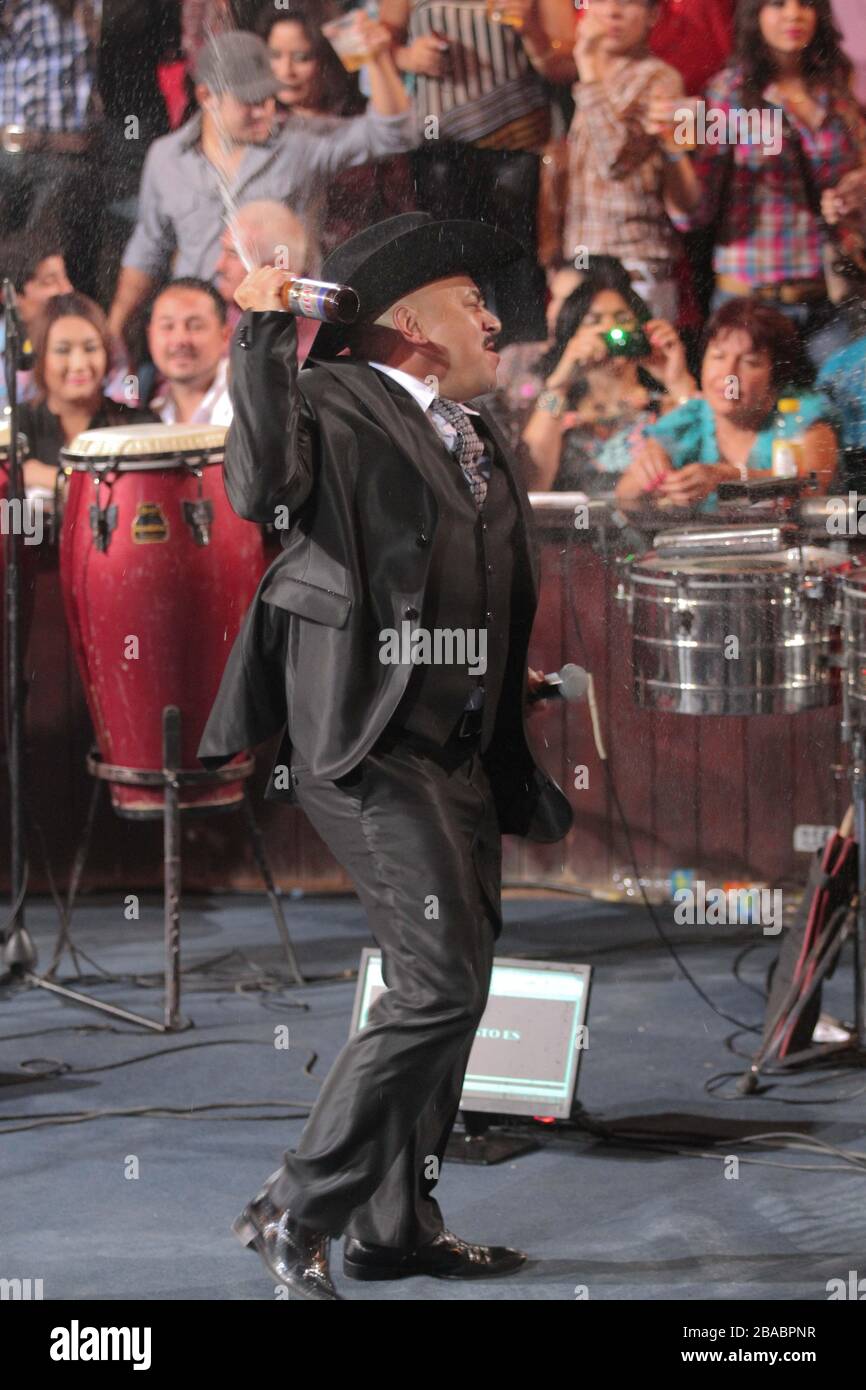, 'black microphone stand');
2,280,37,978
